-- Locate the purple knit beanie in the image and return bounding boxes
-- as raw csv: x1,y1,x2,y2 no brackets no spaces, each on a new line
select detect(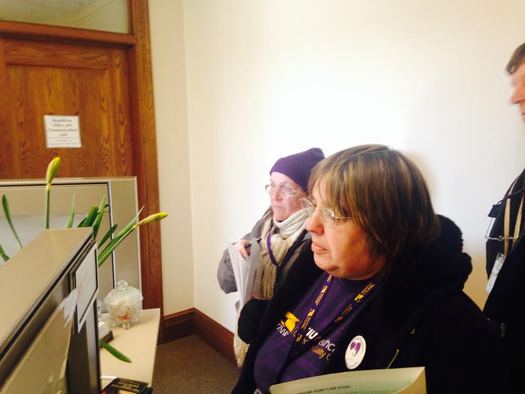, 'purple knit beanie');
269,148,325,191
